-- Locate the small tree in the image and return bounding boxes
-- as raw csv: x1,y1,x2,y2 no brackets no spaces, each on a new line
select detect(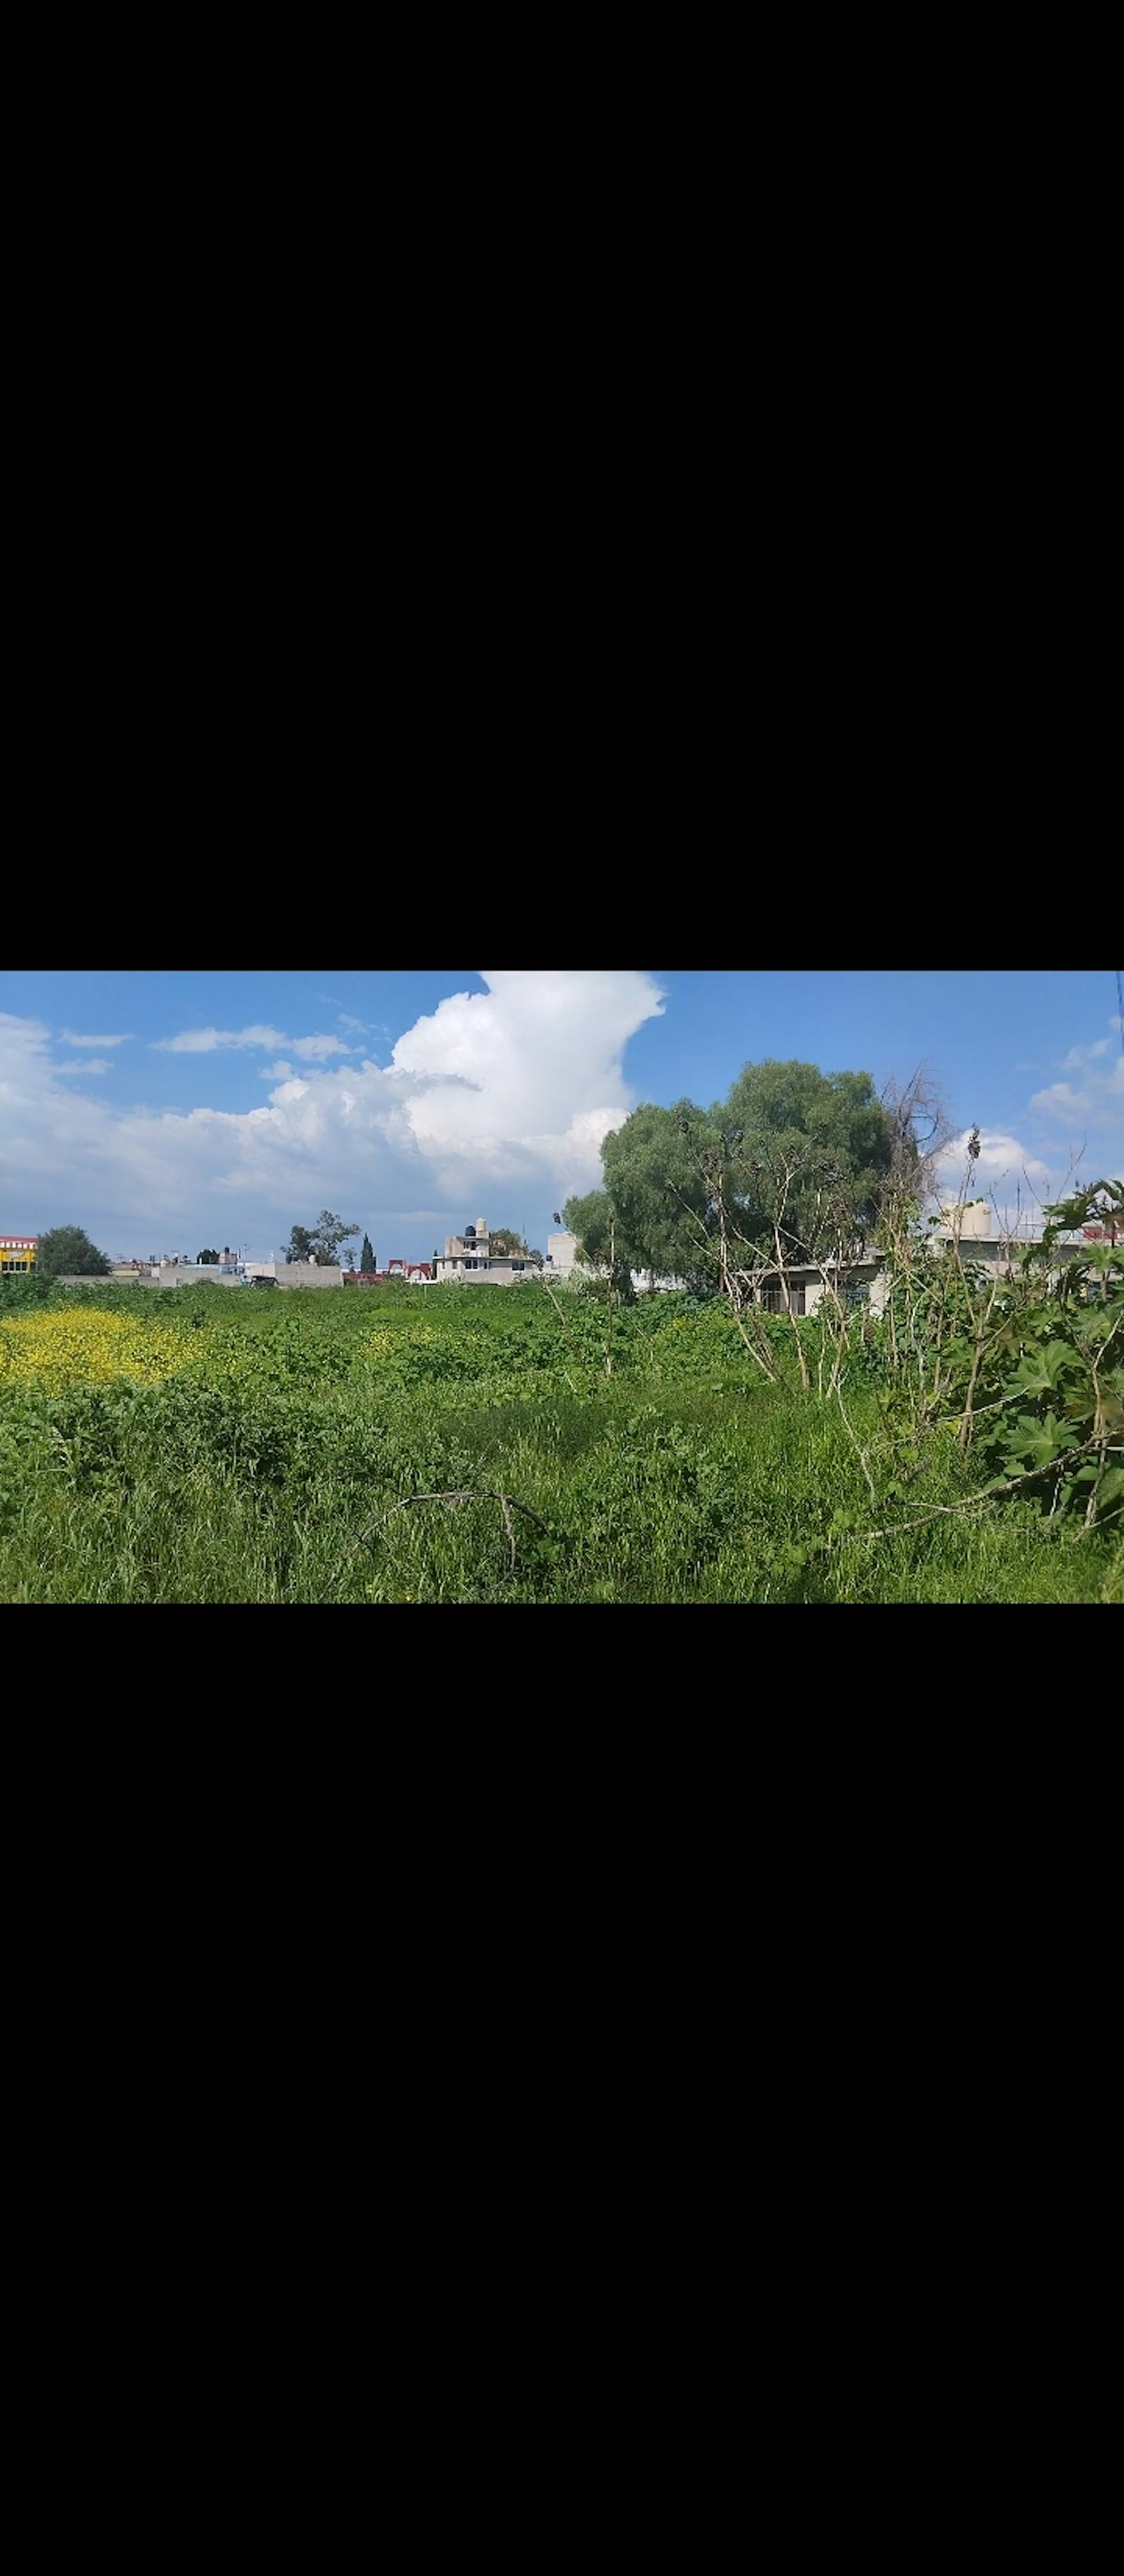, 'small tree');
309,1210,359,1266
489,1228,527,1256
197,1247,221,1266
285,1213,359,1267
34,1225,111,1277
360,1232,376,1274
